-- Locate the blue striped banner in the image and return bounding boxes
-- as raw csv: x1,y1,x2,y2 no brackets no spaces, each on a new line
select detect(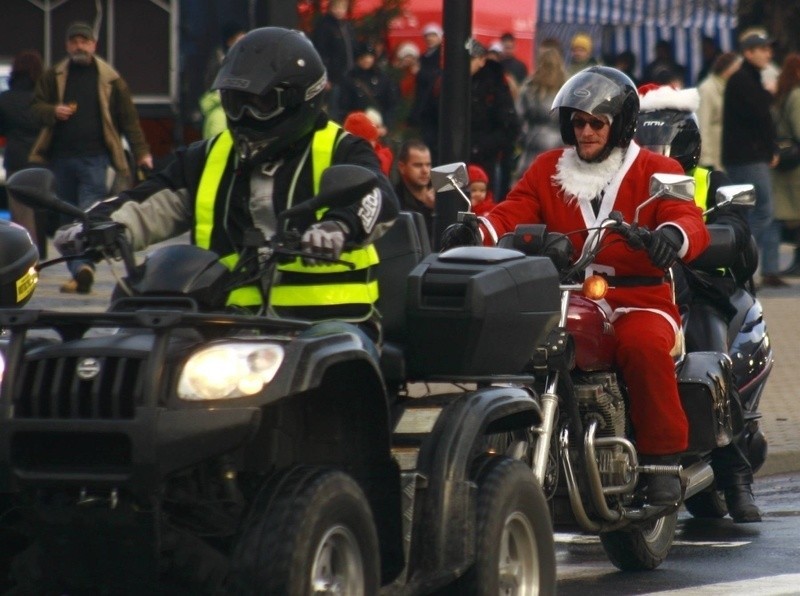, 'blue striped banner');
537,0,738,86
